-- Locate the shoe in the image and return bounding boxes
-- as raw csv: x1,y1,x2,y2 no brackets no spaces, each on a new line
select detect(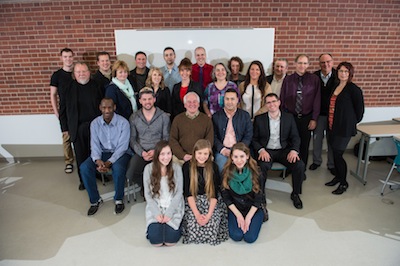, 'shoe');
328,168,336,176
78,183,85,190
309,163,320,170
261,202,269,222
64,164,73,174
325,177,340,187
303,174,307,181
332,183,348,195
88,199,103,216
114,200,125,215
290,193,303,209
